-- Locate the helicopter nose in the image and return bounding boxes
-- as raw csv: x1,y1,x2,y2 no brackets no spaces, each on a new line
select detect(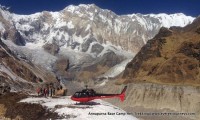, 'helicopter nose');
71,96,77,101
71,96,74,100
